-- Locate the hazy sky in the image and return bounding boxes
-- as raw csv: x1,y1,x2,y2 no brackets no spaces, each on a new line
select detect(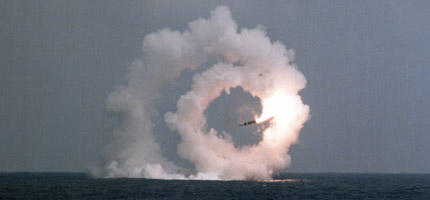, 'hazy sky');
1,0,429,173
